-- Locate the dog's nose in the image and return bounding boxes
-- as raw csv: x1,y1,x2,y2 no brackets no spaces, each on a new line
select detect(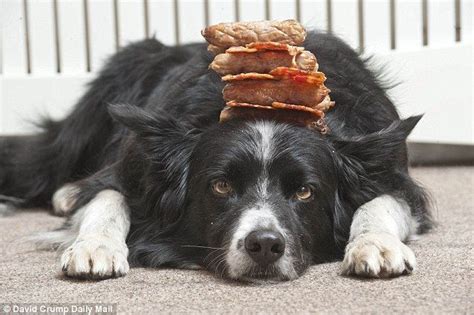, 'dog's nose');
244,230,285,265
